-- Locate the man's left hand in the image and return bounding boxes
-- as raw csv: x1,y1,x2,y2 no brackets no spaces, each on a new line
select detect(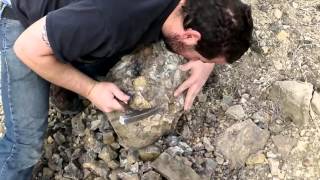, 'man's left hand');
174,60,215,111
